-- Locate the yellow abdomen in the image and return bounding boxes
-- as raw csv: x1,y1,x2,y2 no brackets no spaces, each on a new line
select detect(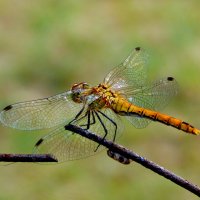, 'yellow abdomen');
110,97,200,135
